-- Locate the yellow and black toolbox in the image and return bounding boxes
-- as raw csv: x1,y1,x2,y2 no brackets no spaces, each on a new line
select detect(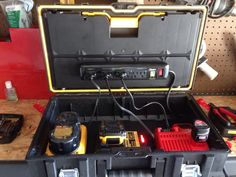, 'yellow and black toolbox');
26,4,230,177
